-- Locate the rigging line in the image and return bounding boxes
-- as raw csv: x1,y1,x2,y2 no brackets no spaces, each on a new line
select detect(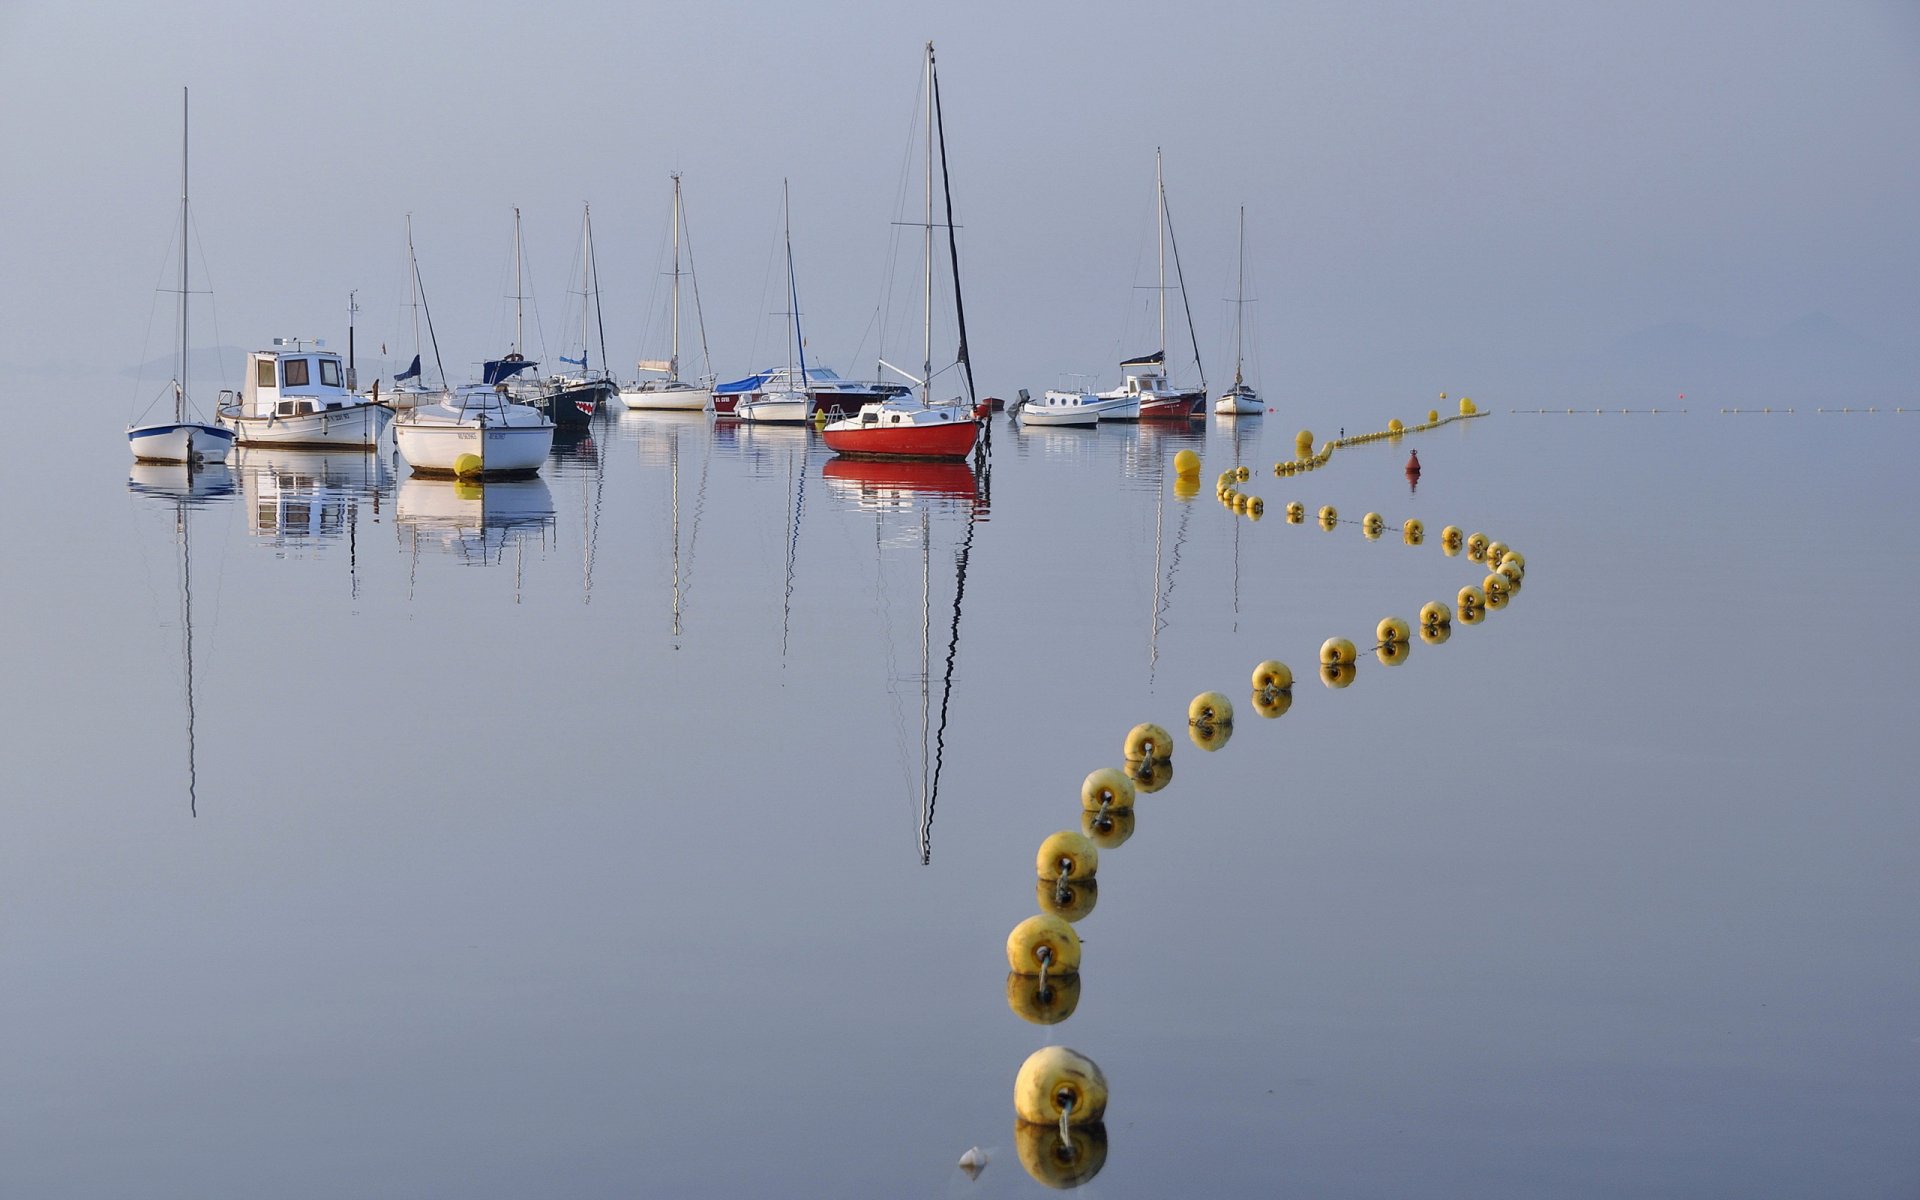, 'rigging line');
1159,175,1207,392
588,207,610,378
677,182,715,379
931,47,977,411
